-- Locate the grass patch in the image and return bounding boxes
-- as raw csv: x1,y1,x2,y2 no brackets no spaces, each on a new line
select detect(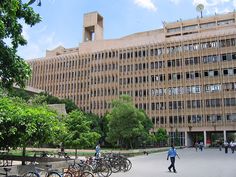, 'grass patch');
2,147,170,159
